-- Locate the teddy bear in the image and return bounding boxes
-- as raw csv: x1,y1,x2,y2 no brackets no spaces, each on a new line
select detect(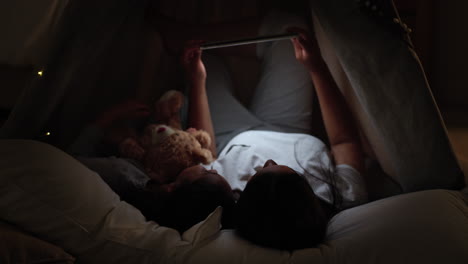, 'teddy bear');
118,90,214,184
